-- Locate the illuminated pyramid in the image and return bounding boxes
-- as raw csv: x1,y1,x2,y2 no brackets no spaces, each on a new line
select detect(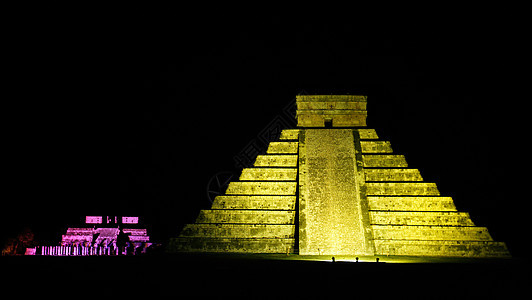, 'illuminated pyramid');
169,95,510,257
